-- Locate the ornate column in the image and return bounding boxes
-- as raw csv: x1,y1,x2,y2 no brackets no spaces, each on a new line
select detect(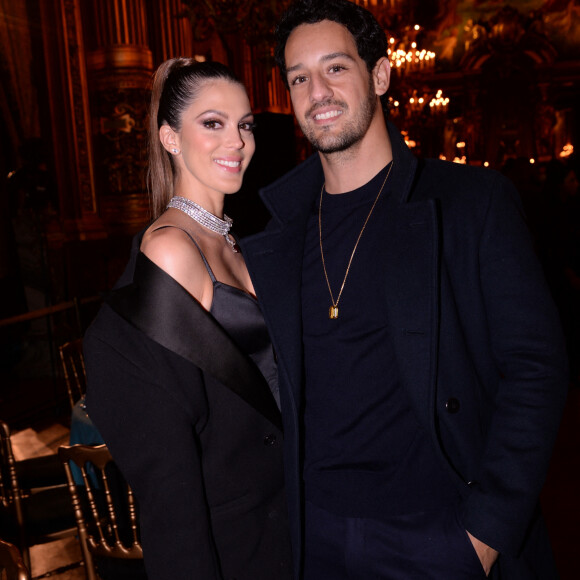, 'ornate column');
81,0,153,234
147,0,194,64
39,0,103,240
